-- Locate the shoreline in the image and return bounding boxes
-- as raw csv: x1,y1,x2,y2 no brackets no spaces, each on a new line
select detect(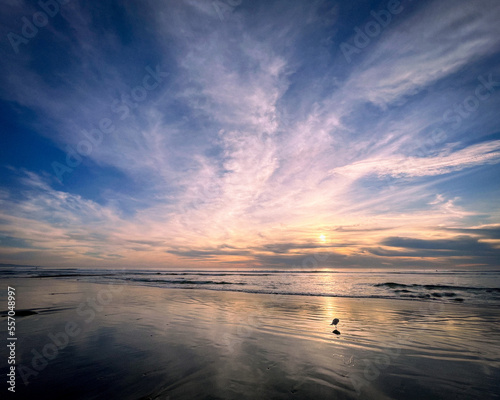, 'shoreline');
2,274,496,309
0,277,498,399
